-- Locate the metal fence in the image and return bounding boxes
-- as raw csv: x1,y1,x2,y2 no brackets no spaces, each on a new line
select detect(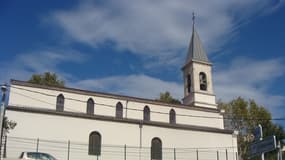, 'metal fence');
3,136,238,160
